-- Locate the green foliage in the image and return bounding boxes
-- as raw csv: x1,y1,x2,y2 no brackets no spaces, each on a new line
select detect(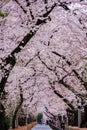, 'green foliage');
76,93,87,99
0,10,8,17
82,58,87,82
83,57,87,60
36,113,43,123
0,10,4,17
5,115,12,129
